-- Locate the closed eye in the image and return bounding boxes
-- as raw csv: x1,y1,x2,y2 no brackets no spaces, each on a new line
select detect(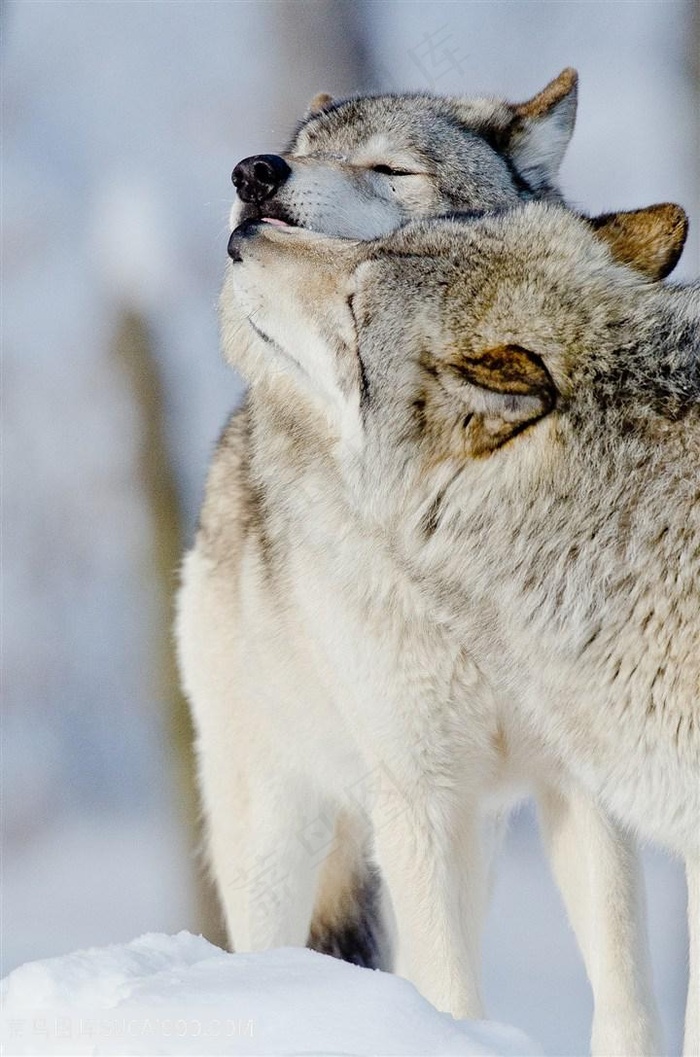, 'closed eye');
371,164,419,177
